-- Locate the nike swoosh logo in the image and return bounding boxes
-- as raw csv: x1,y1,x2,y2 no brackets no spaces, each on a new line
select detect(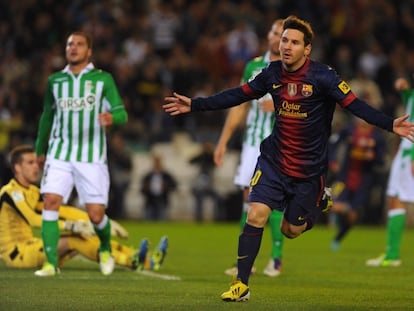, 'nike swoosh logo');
298,216,305,221
237,255,248,260
272,84,282,89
